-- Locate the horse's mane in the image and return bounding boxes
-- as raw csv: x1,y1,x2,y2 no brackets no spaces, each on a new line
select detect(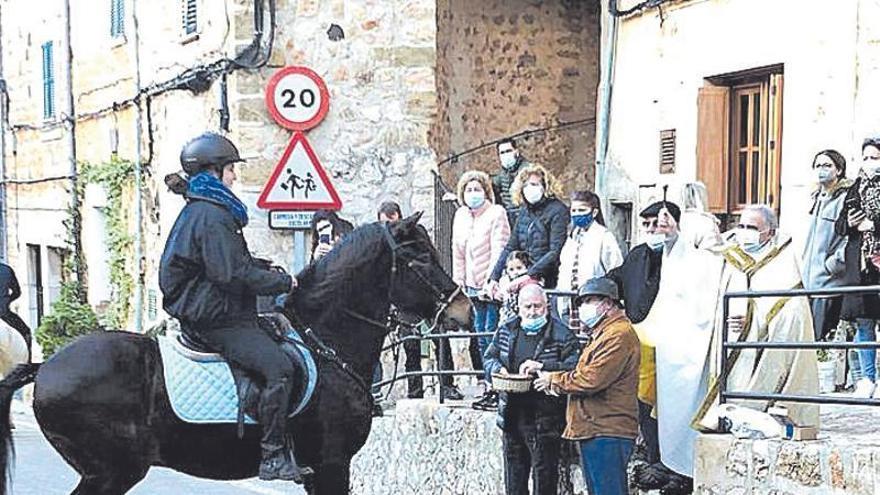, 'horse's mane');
289,222,390,319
